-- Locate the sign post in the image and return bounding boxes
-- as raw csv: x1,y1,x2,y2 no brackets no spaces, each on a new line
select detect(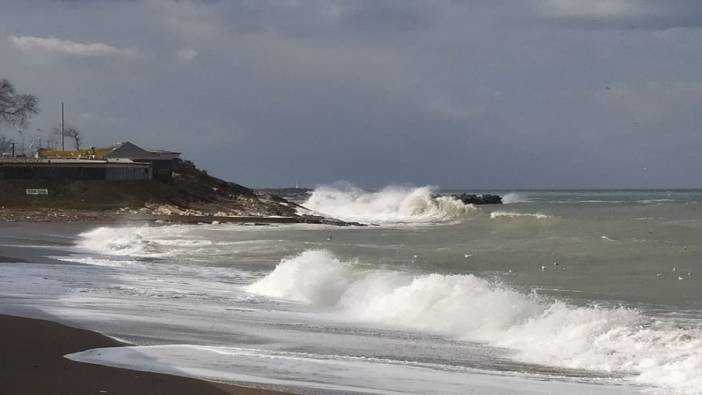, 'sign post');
25,189,49,195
